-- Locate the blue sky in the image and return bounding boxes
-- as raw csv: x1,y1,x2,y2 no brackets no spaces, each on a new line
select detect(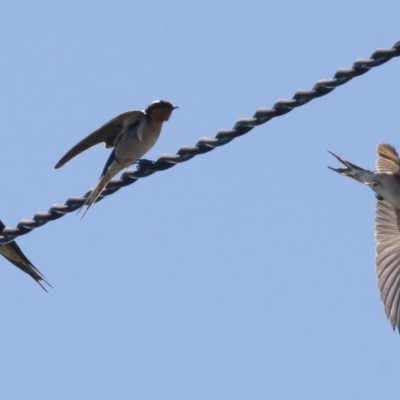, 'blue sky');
1,1,399,399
